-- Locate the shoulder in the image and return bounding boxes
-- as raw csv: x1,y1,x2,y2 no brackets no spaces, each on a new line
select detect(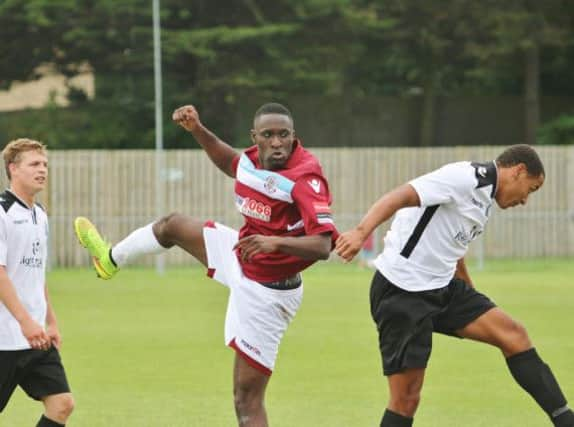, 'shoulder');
414,162,475,188
0,190,16,214
288,144,326,179
469,161,497,197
